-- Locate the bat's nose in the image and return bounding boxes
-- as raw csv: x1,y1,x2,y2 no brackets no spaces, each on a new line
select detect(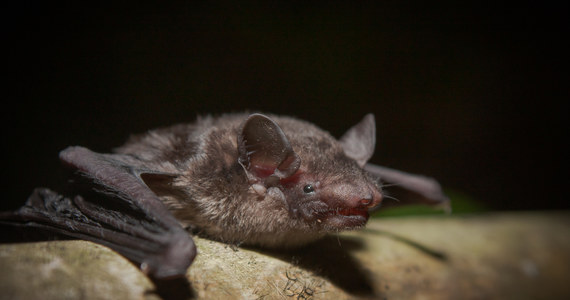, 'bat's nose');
358,191,382,209
328,183,382,209
359,196,373,207
358,190,382,209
